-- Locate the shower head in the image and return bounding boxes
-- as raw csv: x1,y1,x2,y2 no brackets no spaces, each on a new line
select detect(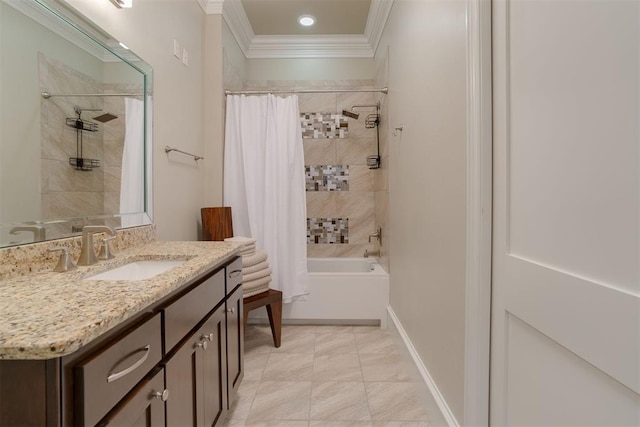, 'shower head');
92,112,118,123
342,109,359,120
73,105,118,123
